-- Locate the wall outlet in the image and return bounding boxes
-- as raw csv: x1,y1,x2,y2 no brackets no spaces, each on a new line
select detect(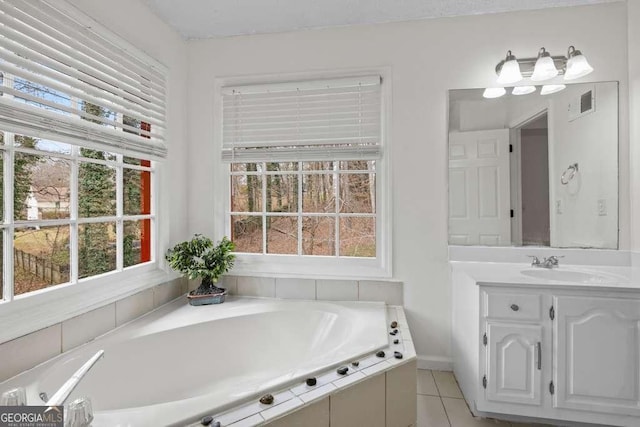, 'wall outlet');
597,199,607,216
555,200,563,214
